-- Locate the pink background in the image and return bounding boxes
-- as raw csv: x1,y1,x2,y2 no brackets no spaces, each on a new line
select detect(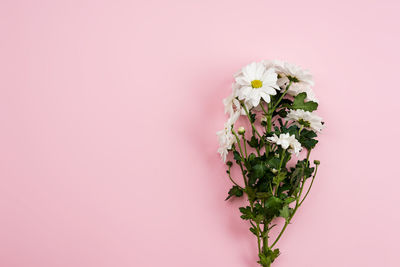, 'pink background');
1,0,400,266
